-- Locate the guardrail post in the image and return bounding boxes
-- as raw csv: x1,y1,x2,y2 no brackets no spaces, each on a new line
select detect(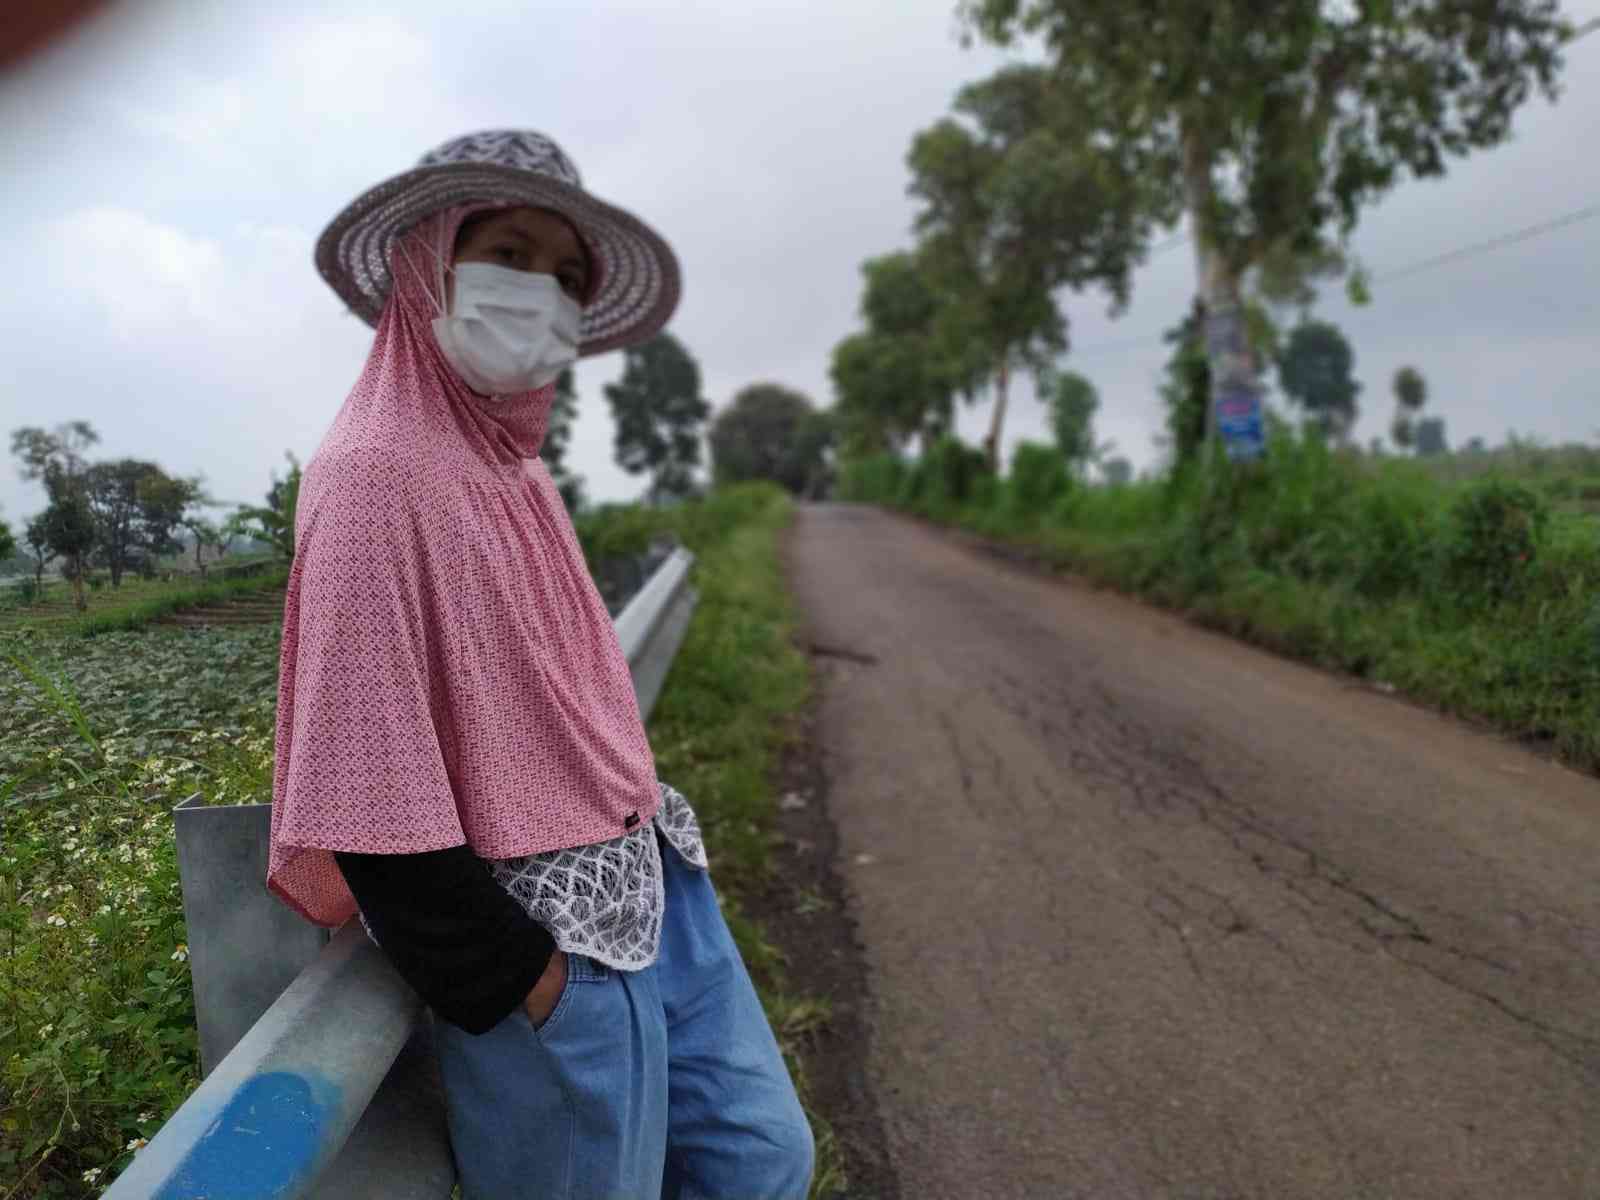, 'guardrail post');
173,795,329,1075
